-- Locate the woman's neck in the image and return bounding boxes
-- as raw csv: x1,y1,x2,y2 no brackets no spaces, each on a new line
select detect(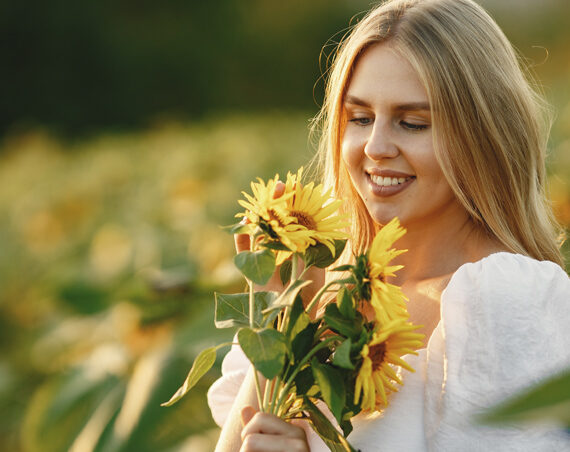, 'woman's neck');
388,213,504,287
